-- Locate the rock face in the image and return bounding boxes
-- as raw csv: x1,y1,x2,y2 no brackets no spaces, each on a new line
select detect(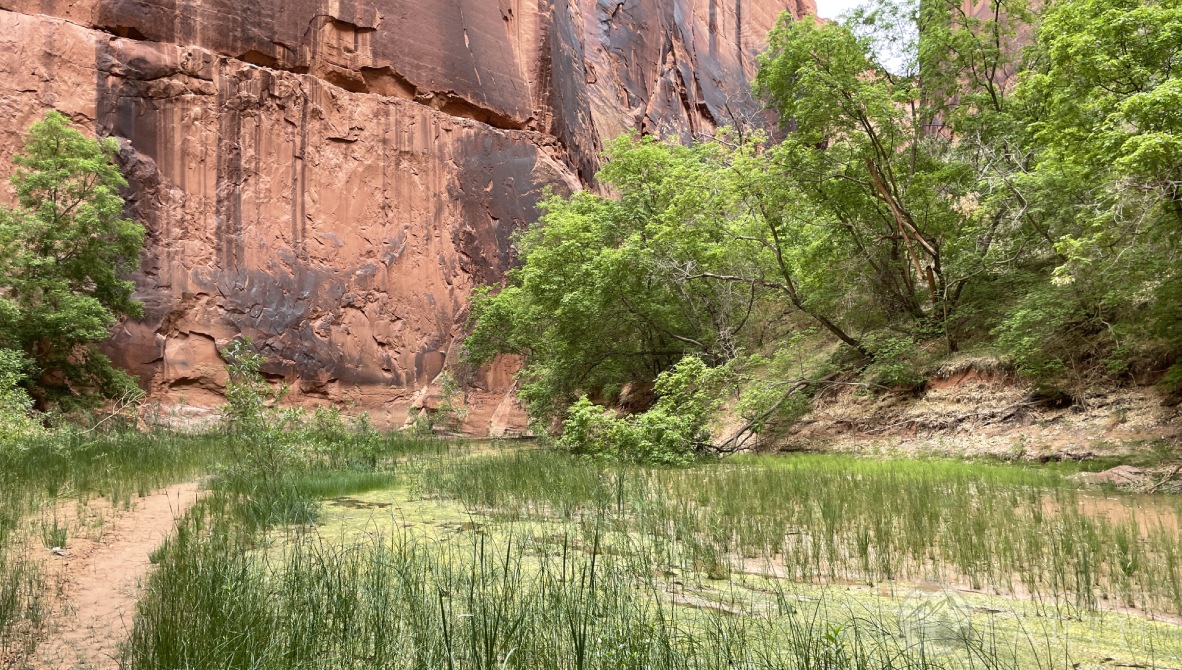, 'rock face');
0,0,813,432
